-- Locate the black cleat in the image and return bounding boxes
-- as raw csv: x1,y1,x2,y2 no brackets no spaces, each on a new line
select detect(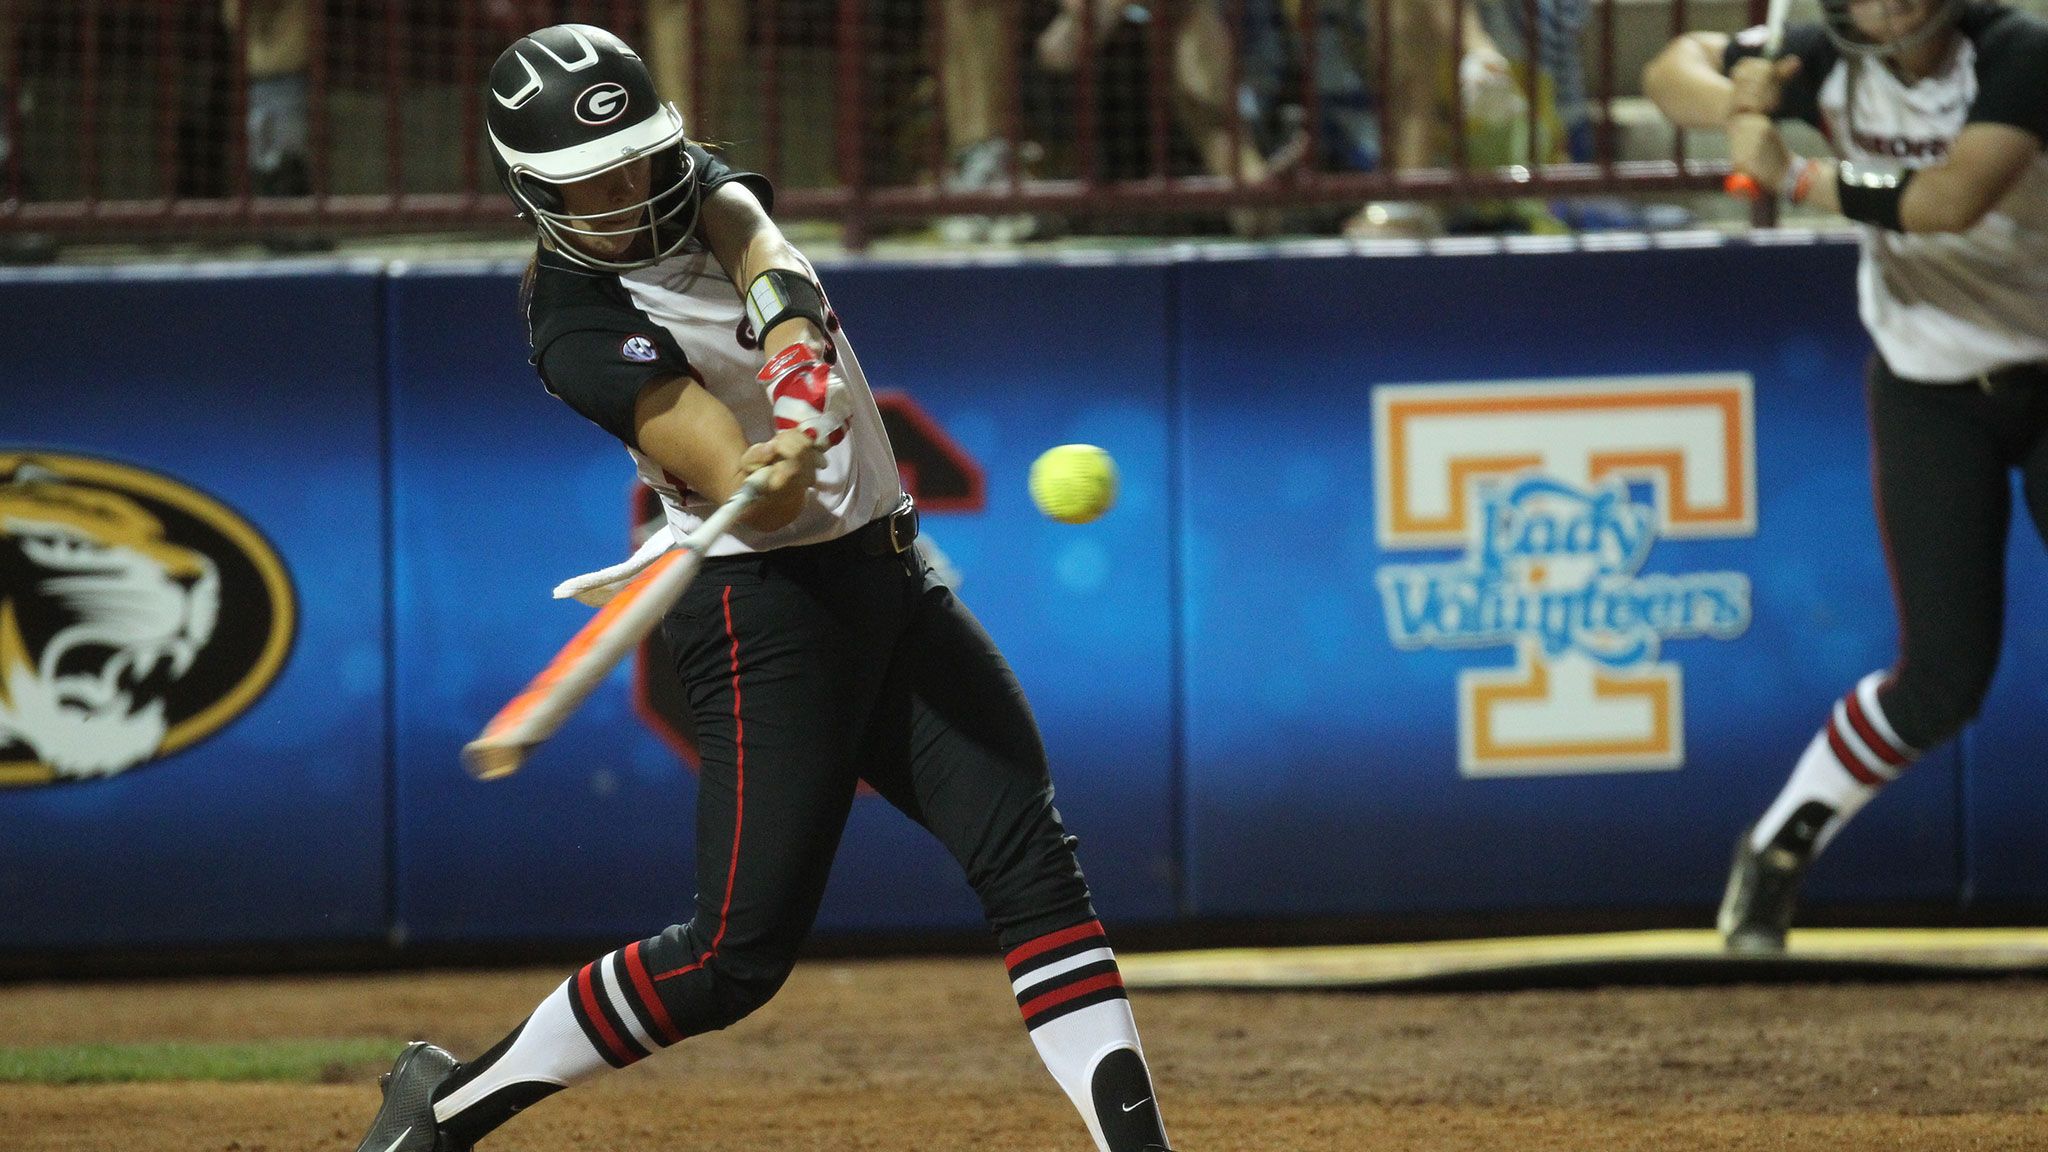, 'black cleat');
1717,817,1819,954
353,1041,463,1152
